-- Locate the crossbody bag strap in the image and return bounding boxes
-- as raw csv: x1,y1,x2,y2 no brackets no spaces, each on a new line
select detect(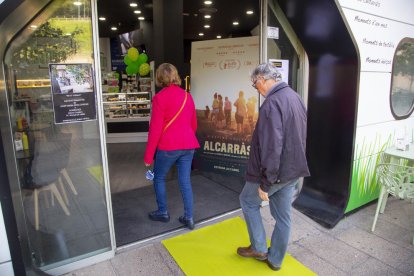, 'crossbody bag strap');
162,92,188,133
